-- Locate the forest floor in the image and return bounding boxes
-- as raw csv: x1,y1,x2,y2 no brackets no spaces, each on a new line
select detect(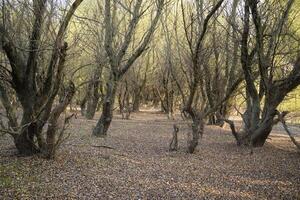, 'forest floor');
0,110,299,199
